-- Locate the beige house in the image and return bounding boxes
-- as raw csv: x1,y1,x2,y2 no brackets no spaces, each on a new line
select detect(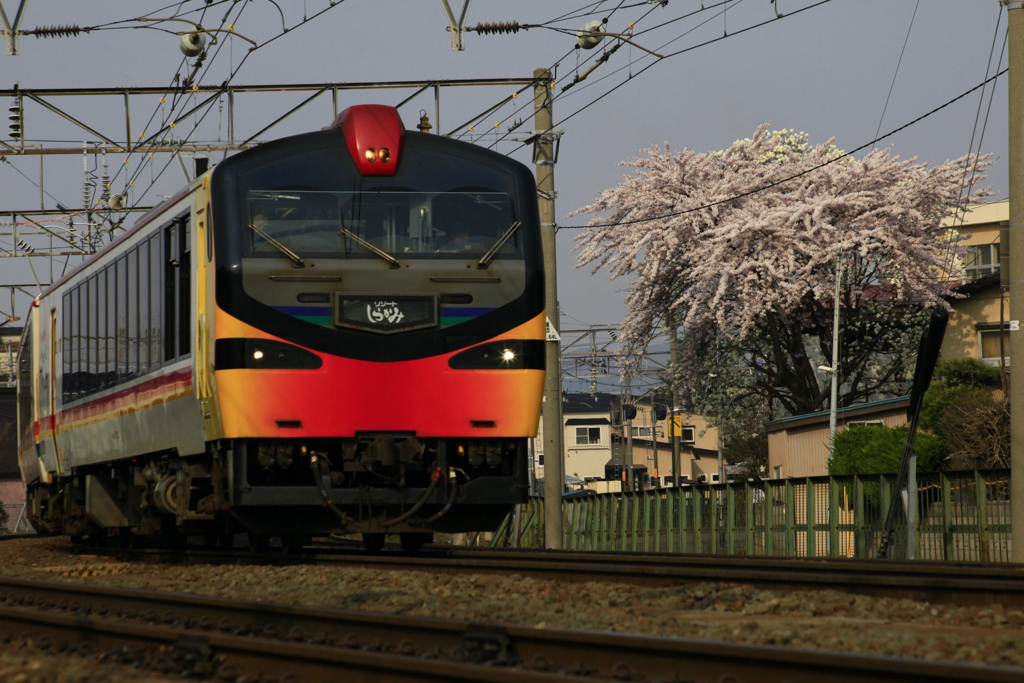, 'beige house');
533,393,722,491
627,403,721,484
941,200,1009,368
768,200,1008,479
